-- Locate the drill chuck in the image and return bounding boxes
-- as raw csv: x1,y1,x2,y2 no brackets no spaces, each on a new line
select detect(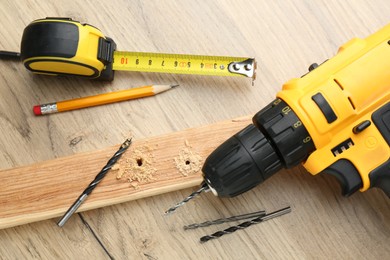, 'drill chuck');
203,99,315,197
